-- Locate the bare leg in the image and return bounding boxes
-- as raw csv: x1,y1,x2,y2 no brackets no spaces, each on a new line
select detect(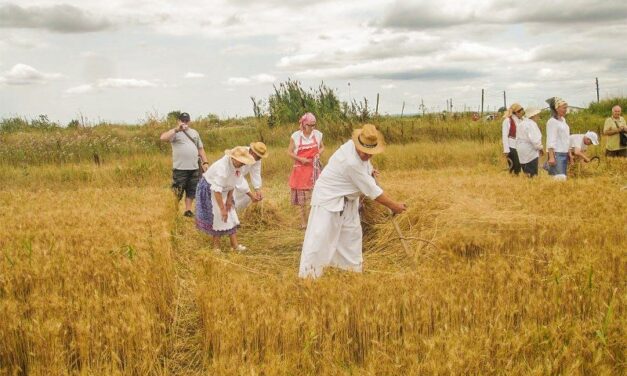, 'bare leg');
299,205,307,229
229,233,239,248
185,197,193,211
212,236,221,249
